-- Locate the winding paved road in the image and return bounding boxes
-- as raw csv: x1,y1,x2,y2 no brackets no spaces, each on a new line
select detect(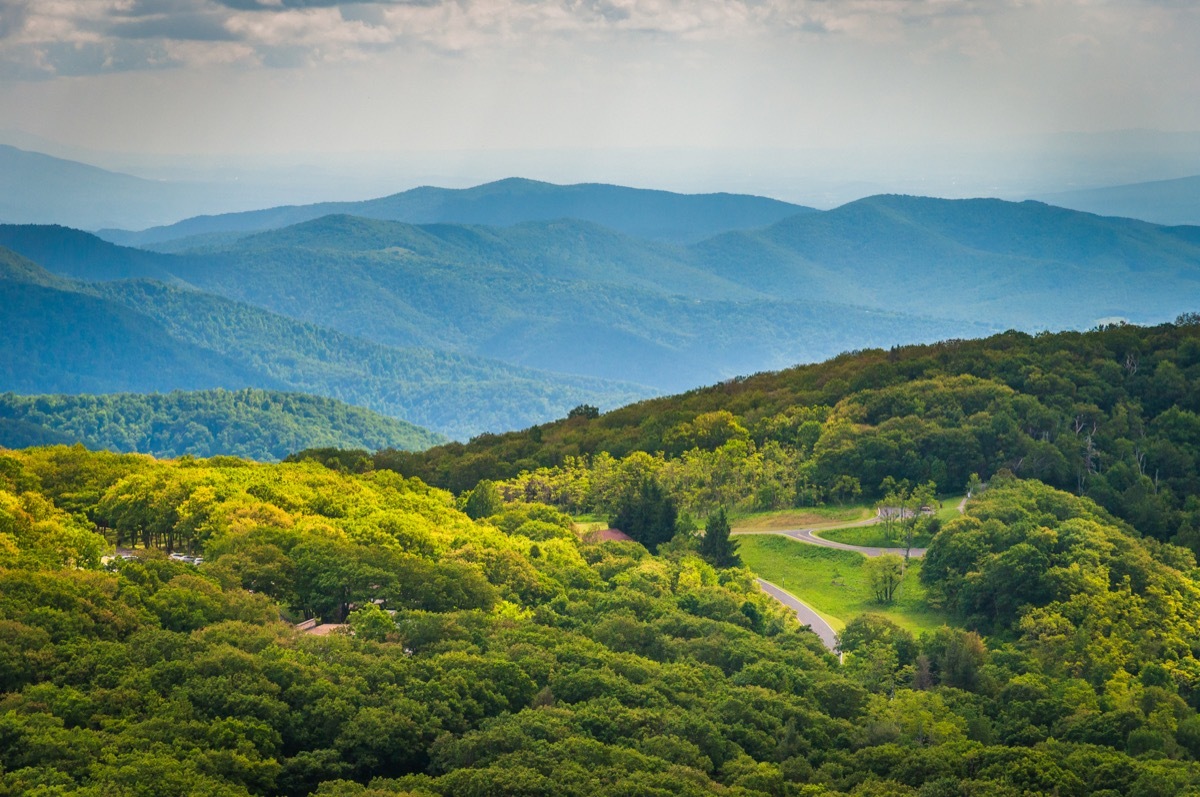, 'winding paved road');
743,501,972,651
735,514,927,559
755,577,839,652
